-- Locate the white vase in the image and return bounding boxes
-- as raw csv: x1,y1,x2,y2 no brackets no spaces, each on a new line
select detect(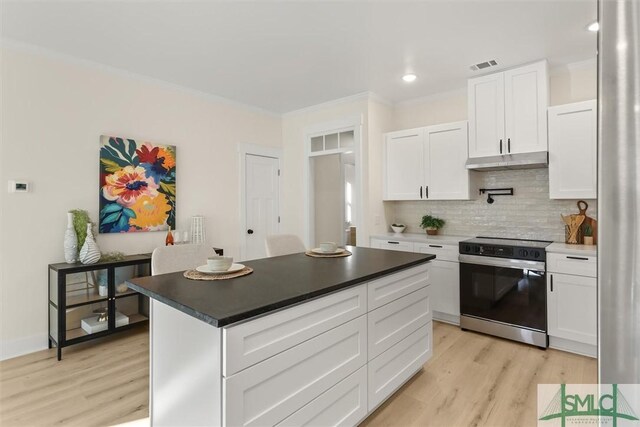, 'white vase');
79,224,101,265
63,212,78,263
